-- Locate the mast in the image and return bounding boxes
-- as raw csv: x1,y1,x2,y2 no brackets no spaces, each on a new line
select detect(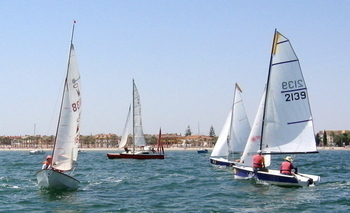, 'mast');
52,21,76,159
259,29,278,152
226,84,236,159
132,79,135,153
